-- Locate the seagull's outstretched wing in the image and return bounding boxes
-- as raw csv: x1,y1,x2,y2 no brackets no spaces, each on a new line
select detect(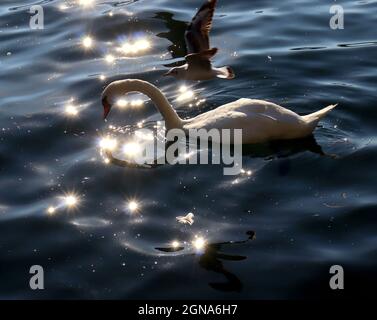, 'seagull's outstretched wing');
185,0,218,54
